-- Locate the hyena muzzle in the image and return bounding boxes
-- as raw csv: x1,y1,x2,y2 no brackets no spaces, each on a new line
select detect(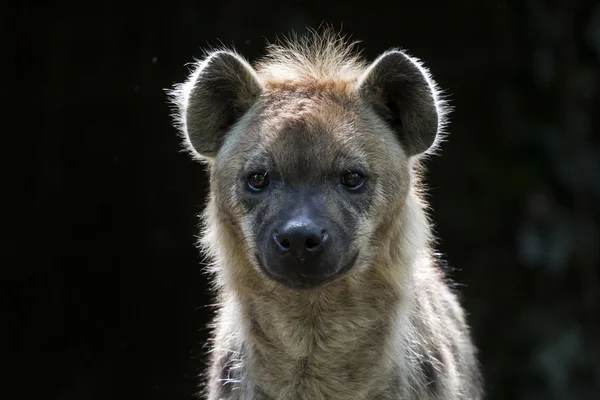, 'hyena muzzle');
170,31,483,400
